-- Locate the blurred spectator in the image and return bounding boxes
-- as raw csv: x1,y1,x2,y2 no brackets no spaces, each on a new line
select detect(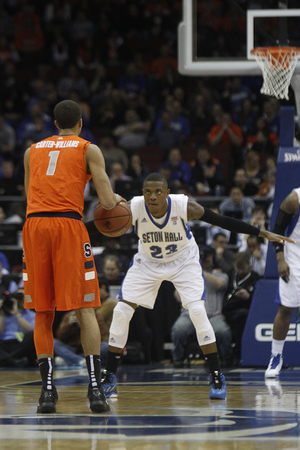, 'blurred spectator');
256,167,276,199
21,115,52,143
150,43,177,79
51,33,70,70
225,77,256,116
244,235,268,277
169,100,191,138
189,94,214,136
99,134,128,175
99,254,125,287
93,237,130,276
118,62,147,96
0,113,16,156
95,278,117,348
0,288,37,367
197,205,231,245
0,261,17,296
69,10,95,43
263,98,280,136
190,143,225,195
76,37,101,71
16,102,53,148
237,204,268,252
0,35,19,66
113,108,149,153
243,150,265,188
232,167,258,196
208,111,243,148
159,164,179,194
232,98,258,137
219,186,255,221
109,161,132,191
223,252,259,363
212,232,235,292
159,147,192,188
245,116,278,155
126,153,149,184
150,110,183,154
57,64,90,99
